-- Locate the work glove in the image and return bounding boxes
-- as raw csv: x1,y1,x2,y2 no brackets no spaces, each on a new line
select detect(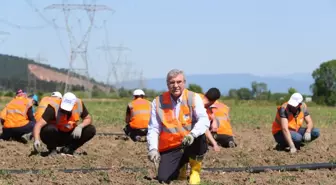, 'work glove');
289,143,297,154
182,133,195,147
72,124,84,139
33,139,42,153
148,149,160,163
303,132,311,142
